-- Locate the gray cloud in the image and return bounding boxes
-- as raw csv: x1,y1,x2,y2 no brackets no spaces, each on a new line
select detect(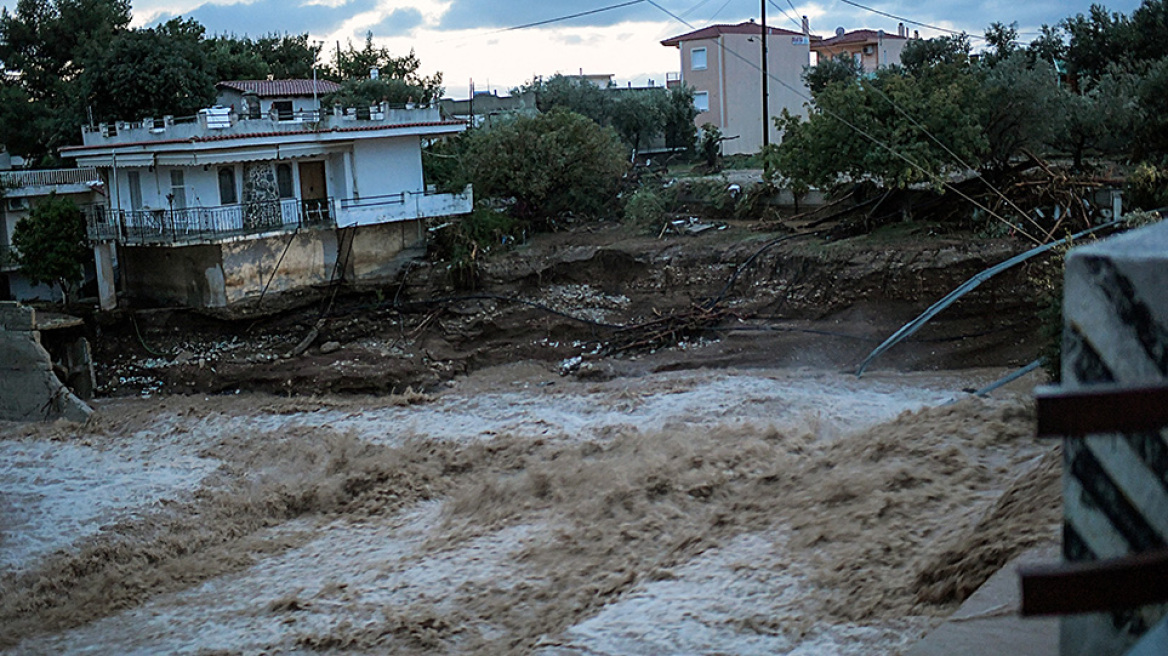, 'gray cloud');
437,0,667,31
367,7,425,38
154,0,378,36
